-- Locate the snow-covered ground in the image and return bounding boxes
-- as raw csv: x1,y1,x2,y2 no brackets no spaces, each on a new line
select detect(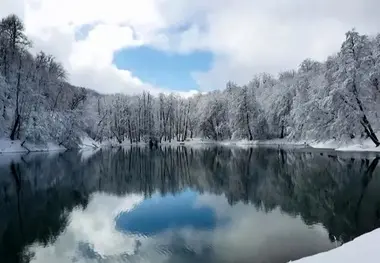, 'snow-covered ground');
309,134,380,153
219,138,380,153
99,137,380,153
99,137,217,148
1,136,380,153
219,135,380,153
0,136,100,154
163,137,380,153
0,139,27,153
0,139,66,153
291,228,380,263
80,136,100,149
220,139,305,148
78,137,102,161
